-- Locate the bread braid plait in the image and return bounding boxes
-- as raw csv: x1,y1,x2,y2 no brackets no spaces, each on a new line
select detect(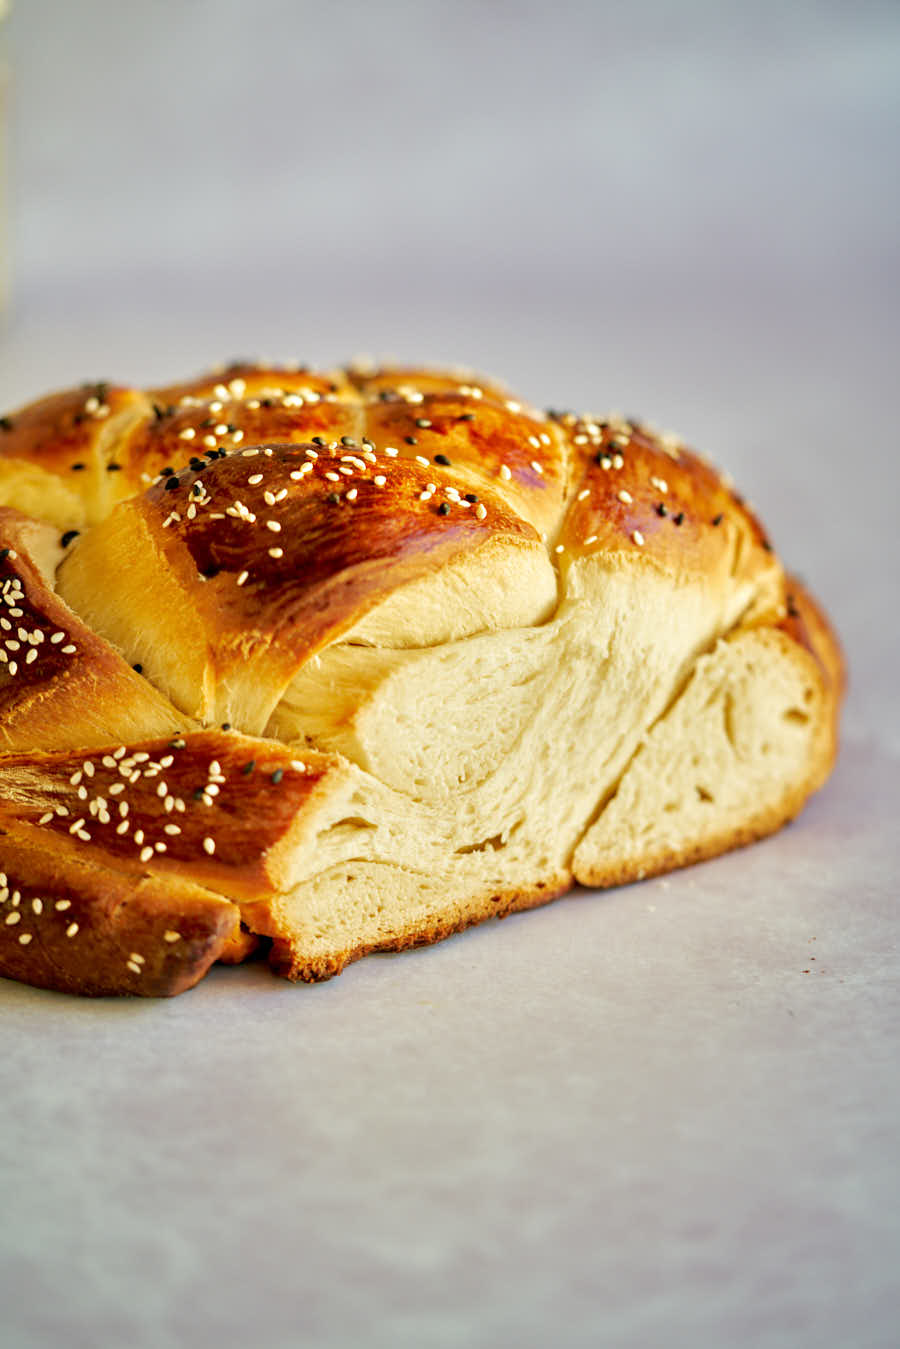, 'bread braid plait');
0,362,843,995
